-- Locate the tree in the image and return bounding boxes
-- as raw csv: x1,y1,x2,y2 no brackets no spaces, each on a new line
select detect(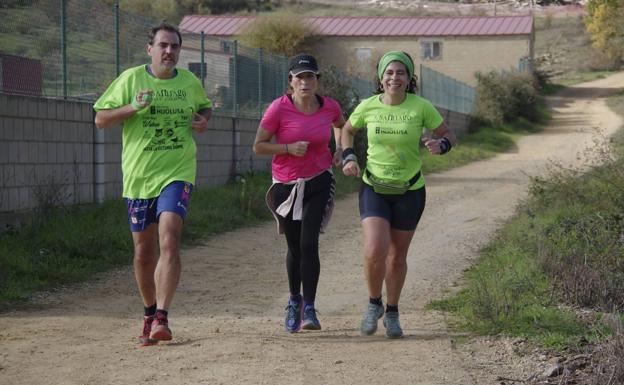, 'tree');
585,0,624,67
238,14,316,56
